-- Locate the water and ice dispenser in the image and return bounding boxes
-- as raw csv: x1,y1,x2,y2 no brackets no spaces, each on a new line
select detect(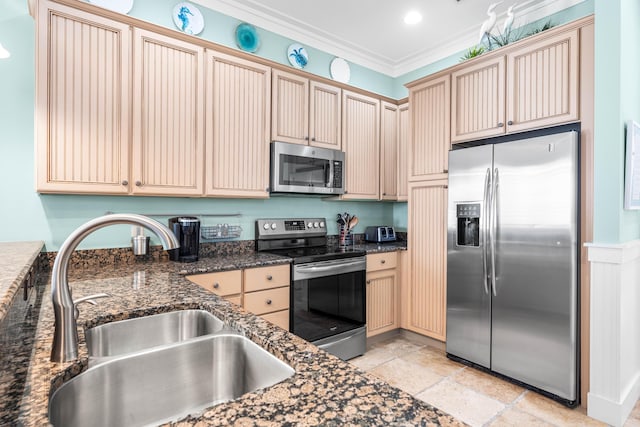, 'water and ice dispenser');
456,203,480,247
